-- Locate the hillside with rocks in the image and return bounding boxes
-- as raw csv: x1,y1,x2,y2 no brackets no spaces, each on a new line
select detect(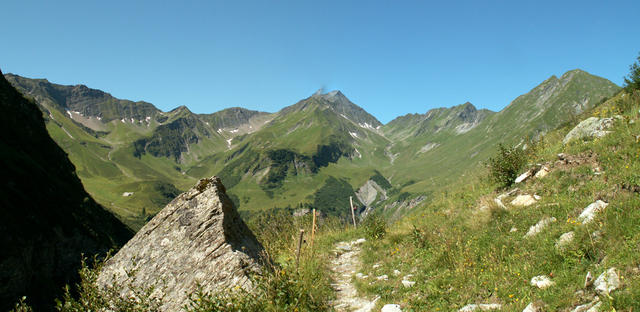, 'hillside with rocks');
348,89,640,311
